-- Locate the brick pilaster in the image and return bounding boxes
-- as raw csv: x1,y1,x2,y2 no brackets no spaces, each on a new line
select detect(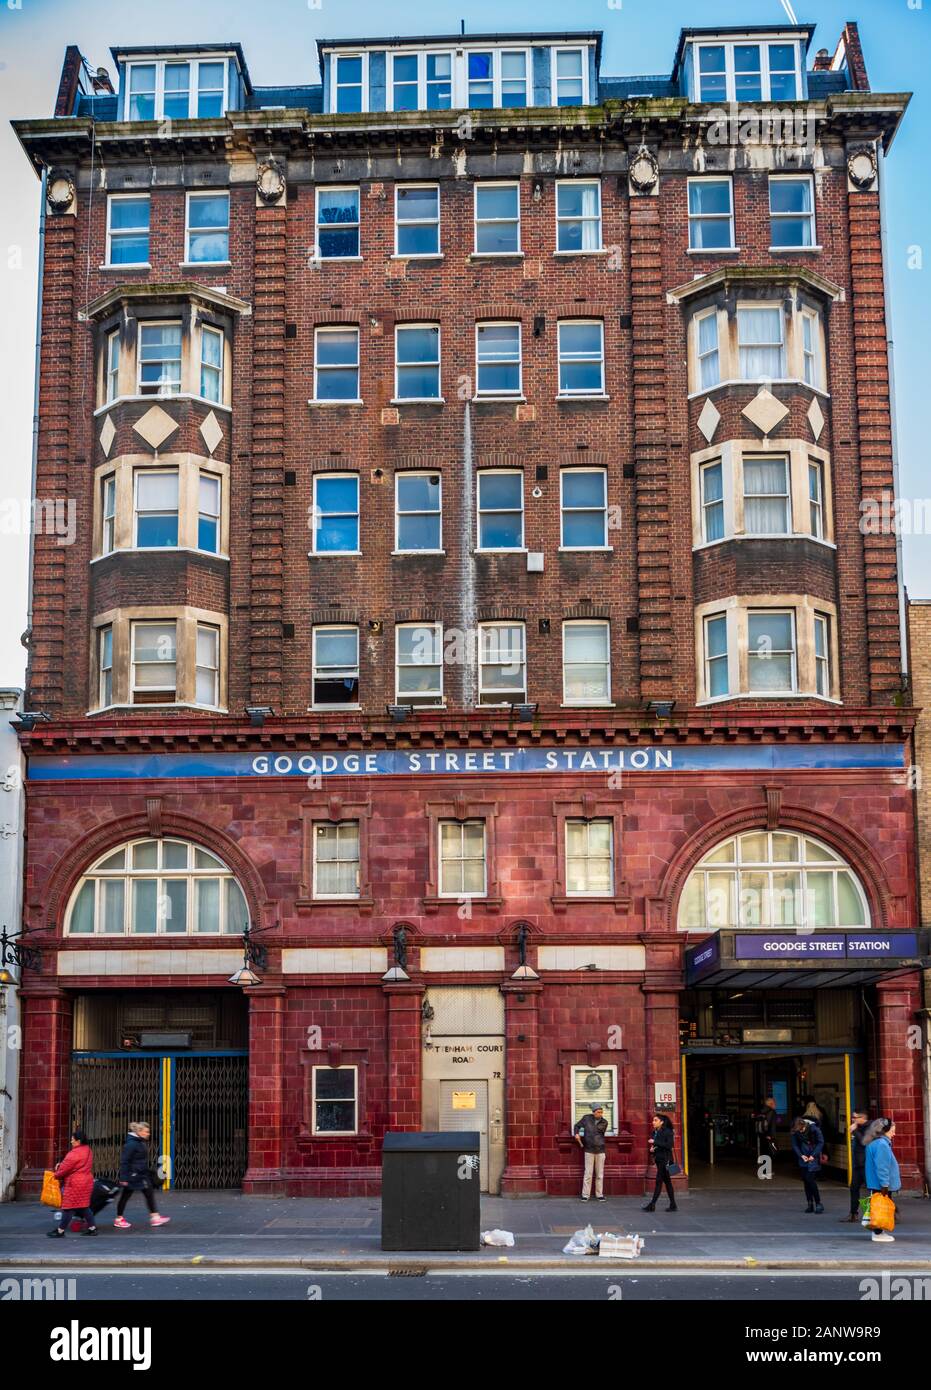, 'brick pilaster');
873,977,923,1189
501,980,544,1193
17,986,73,1194
242,984,286,1191
249,201,287,705
384,981,424,1131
